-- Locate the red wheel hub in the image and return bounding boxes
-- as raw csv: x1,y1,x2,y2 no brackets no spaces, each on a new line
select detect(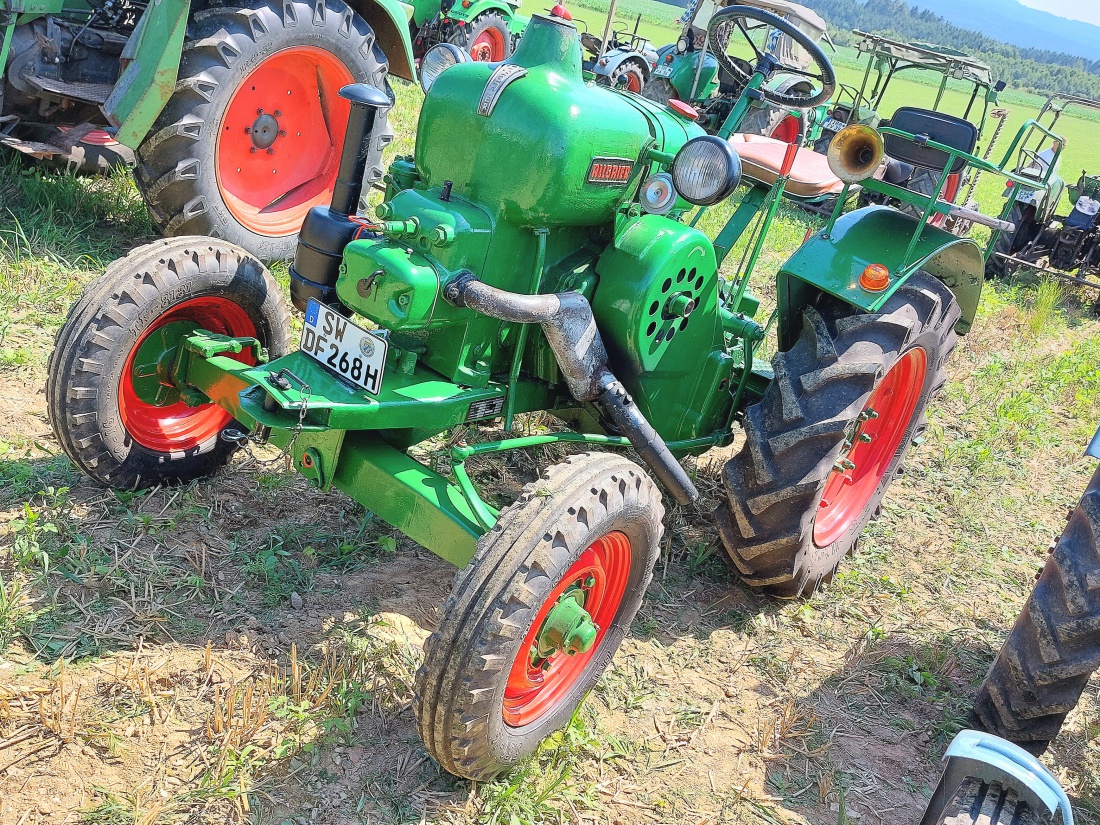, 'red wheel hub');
620,71,642,94
503,531,631,727
119,296,257,453
813,347,928,547
215,46,355,237
470,26,506,61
